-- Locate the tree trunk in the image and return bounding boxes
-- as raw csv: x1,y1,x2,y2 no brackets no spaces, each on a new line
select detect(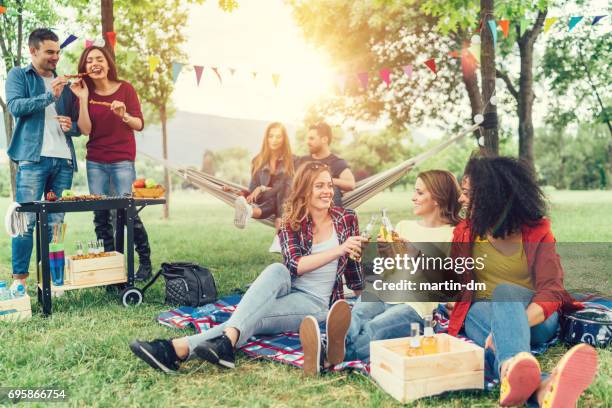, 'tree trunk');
516,10,546,170
461,48,485,149
1,104,17,199
101,0,115,61
480,0,499,155
160,105,170,219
